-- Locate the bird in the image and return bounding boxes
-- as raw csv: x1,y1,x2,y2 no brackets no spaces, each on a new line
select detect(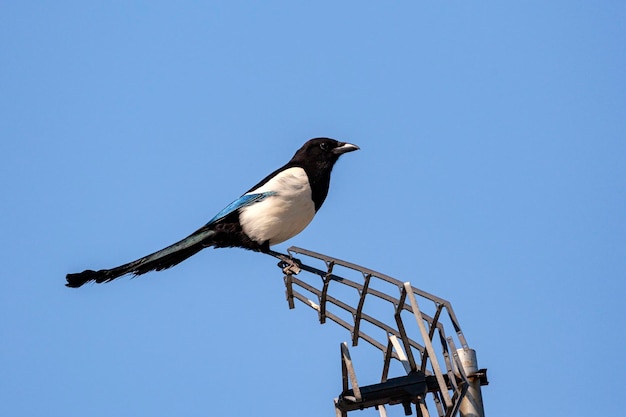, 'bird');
66,137,359,287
